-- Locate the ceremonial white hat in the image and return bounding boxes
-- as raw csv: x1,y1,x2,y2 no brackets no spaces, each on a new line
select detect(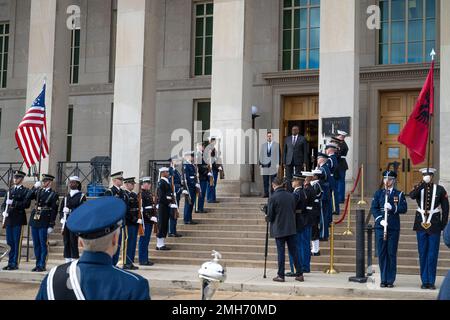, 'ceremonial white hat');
69,176,81,182
337,130,348,136
159,167,170,173
419,168,437,175
301,171,314,177
312,169,323,176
